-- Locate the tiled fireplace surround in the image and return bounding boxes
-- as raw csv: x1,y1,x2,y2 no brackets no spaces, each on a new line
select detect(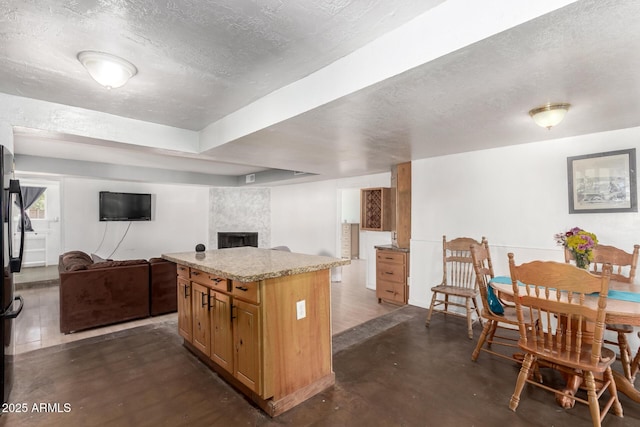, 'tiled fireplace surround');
209,187,270,250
